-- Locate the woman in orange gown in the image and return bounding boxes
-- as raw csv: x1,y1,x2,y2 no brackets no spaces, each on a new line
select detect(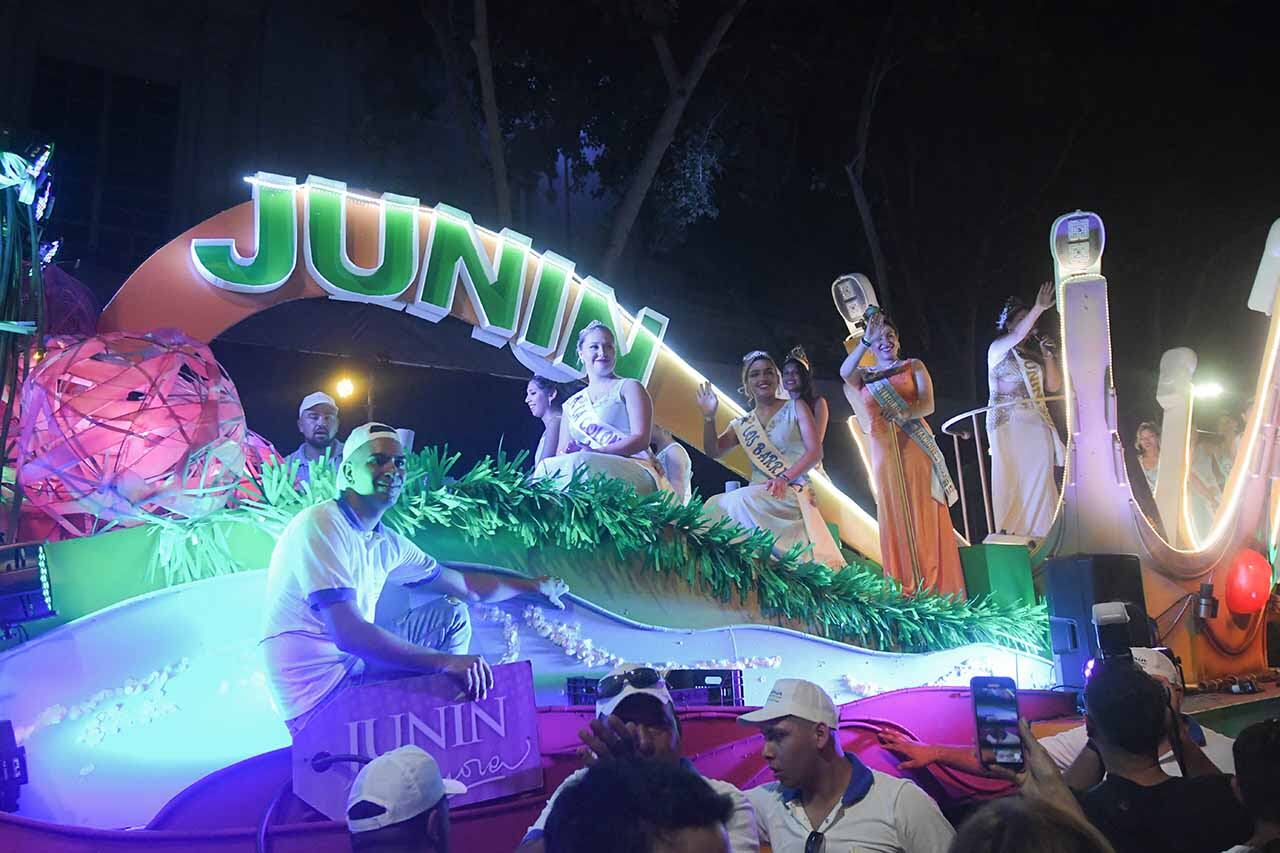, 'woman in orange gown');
840,312,966,597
